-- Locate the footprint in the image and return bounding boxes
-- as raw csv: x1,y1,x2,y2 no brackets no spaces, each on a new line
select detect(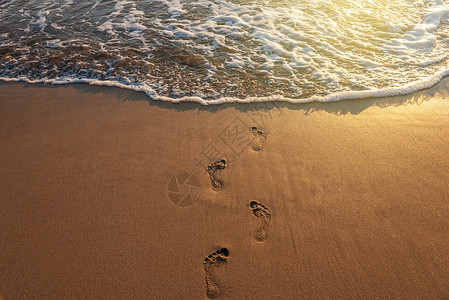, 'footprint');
249,201,272,242
203,247,230,299
250,127,267,151
207,160,226,191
